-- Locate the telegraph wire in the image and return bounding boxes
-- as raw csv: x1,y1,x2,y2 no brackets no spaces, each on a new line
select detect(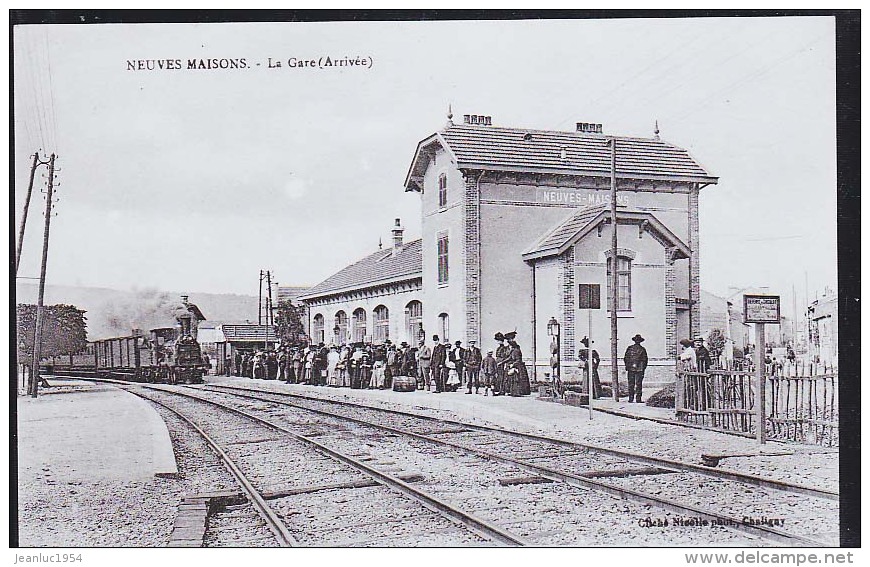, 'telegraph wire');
22,34,46,151
568,27,714,126
36,30,57,152
598,27,778,125
19,33,48,152
21,30,55,152
668,32,829,127
630,31,783,124
549,25,728,131
42,28,60,154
